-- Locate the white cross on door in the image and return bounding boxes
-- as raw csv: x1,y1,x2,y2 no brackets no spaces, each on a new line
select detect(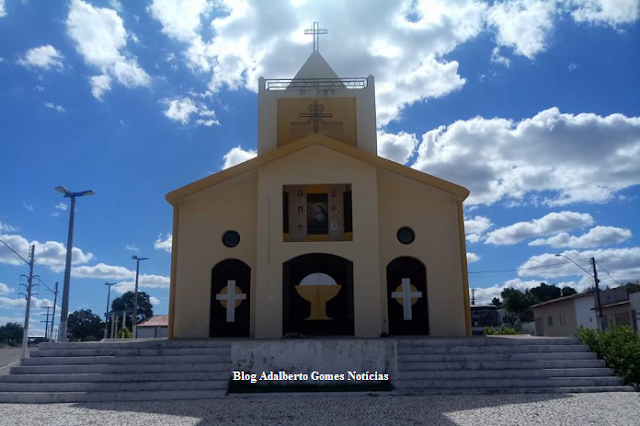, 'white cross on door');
215,280,247,322
391,278,423,321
